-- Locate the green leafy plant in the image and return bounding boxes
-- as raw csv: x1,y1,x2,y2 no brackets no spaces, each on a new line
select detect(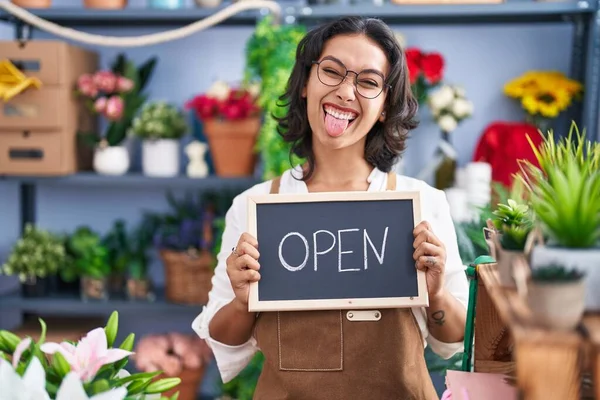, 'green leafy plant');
519,121,600,248
530,264,585,282
492,199,533,251
102,219,130,277
0,311,180,399
244,15,307,180
131,101,187,140
221,352,264,400
66,226,111,279
0,224,66,282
